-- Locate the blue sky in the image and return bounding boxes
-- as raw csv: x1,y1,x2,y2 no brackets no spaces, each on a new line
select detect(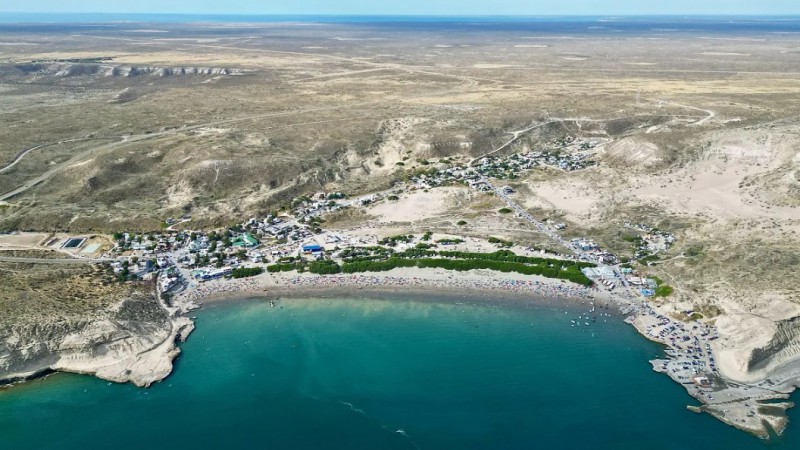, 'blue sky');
1,0,799,15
